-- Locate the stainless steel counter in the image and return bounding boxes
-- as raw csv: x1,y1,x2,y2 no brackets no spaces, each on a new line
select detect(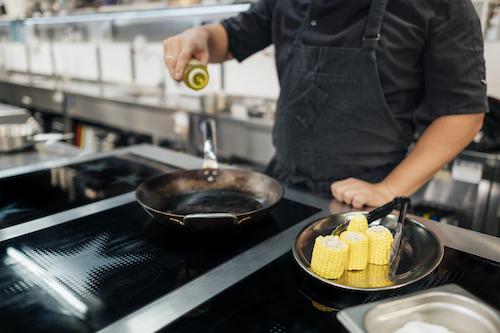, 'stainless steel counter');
1,144,498,333
0,142,81,171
